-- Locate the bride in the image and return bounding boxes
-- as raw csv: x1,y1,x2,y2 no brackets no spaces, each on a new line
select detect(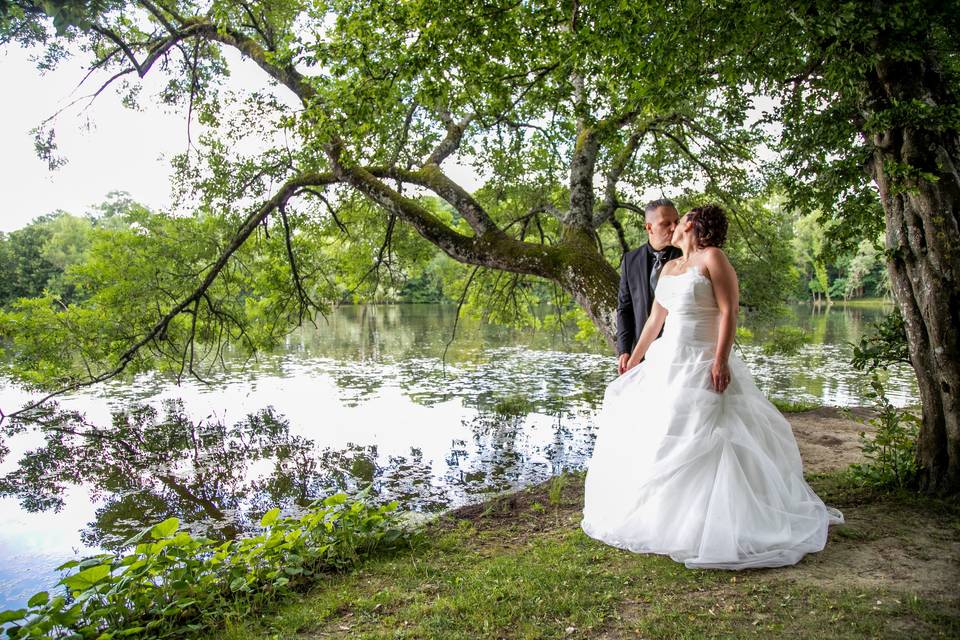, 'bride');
581,204,843,570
